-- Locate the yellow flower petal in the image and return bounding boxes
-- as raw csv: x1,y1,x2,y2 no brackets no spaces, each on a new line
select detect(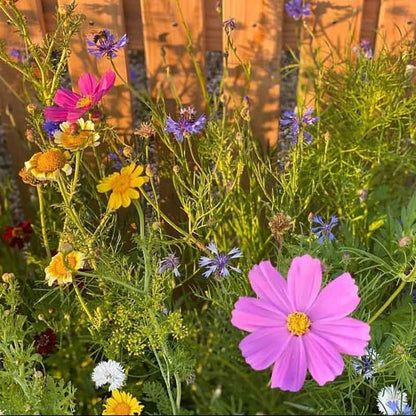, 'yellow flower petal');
97,181,112,193
127,189,140,200
121,193,131,208
108,192,122,210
